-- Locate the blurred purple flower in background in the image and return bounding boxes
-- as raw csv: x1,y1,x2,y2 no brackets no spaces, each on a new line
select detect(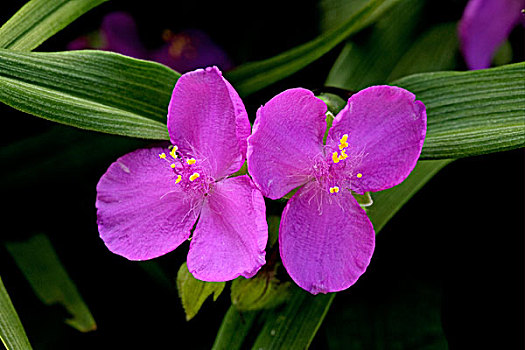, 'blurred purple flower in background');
458,0,525,70
96,67,266,281
247,86,427,294
68,12,233,72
